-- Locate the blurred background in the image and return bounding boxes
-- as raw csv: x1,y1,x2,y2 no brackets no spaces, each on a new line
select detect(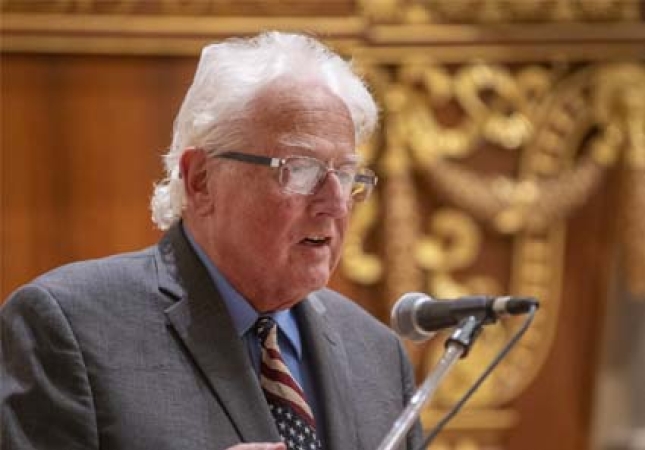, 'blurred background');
1,1,644,449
